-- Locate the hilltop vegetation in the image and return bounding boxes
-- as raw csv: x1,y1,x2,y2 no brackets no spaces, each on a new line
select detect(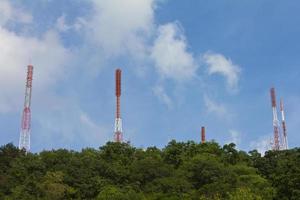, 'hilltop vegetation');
0,141,299,200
